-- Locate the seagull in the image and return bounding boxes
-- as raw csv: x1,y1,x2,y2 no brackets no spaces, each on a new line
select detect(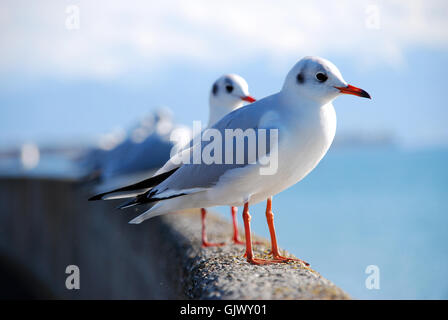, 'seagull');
90,56,370,265
100,109,175,180
91,74,256,248
201,74,256,246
